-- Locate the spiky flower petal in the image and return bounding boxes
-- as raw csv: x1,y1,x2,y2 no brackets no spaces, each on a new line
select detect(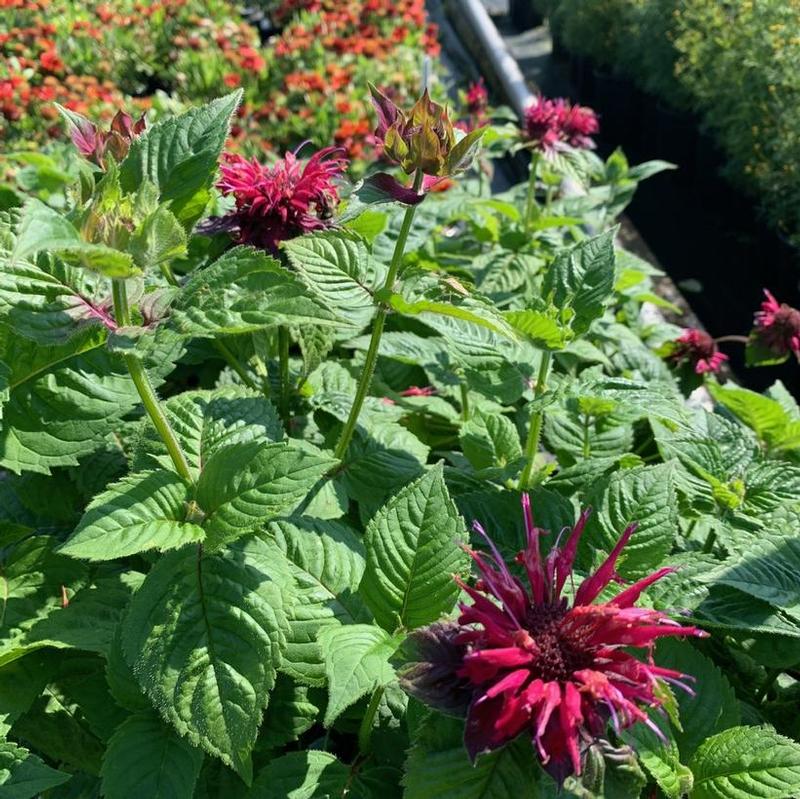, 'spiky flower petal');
668,328,728,374
209,144,348,253
752,289,800,360
401,497,705,782
522,96,599,154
